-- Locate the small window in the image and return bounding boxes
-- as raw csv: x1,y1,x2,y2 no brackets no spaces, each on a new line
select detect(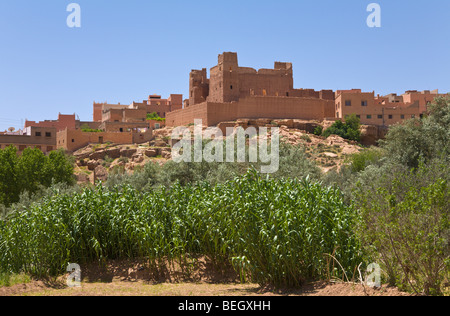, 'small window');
72,139,75,143
155,123,160,130
401,115,405,119
47,146,53,152
119,128,124,132
411,115,416,119
388,115,393,120
361,101,368,106
356,115,361,119
345,100,352,106
35,132,42,137
286,92,289,97
367,115,372,119
45,132,51,137
378,115,383,119
230,85,233,90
